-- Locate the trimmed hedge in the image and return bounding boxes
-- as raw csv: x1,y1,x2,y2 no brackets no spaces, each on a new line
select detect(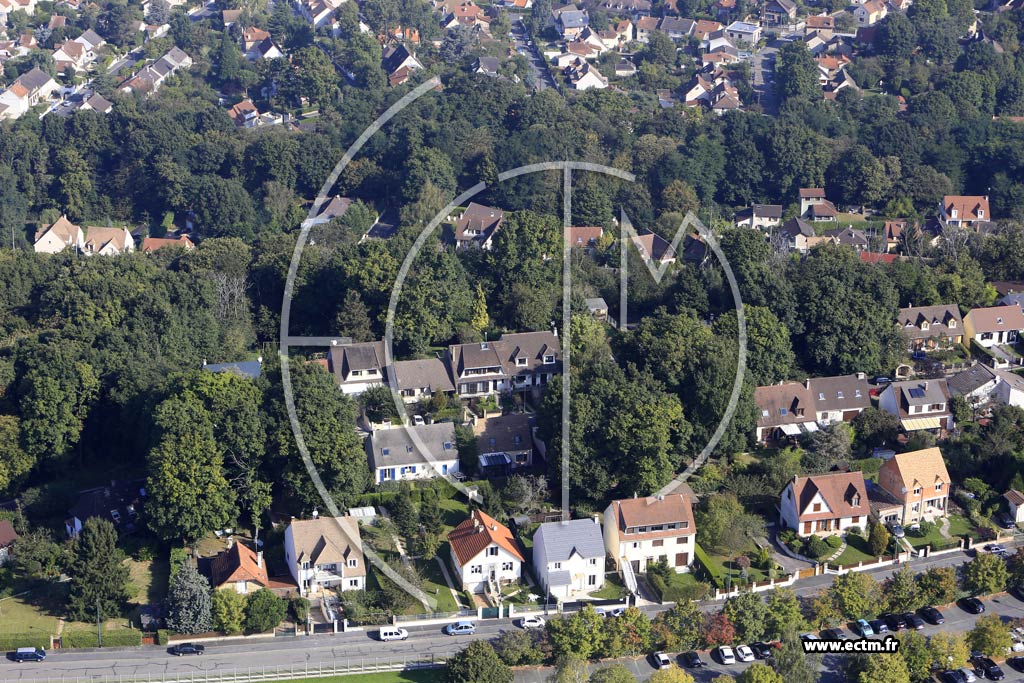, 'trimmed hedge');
62,629,143,648
693,543,724,588
157,629,170,645
0,634,50,651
